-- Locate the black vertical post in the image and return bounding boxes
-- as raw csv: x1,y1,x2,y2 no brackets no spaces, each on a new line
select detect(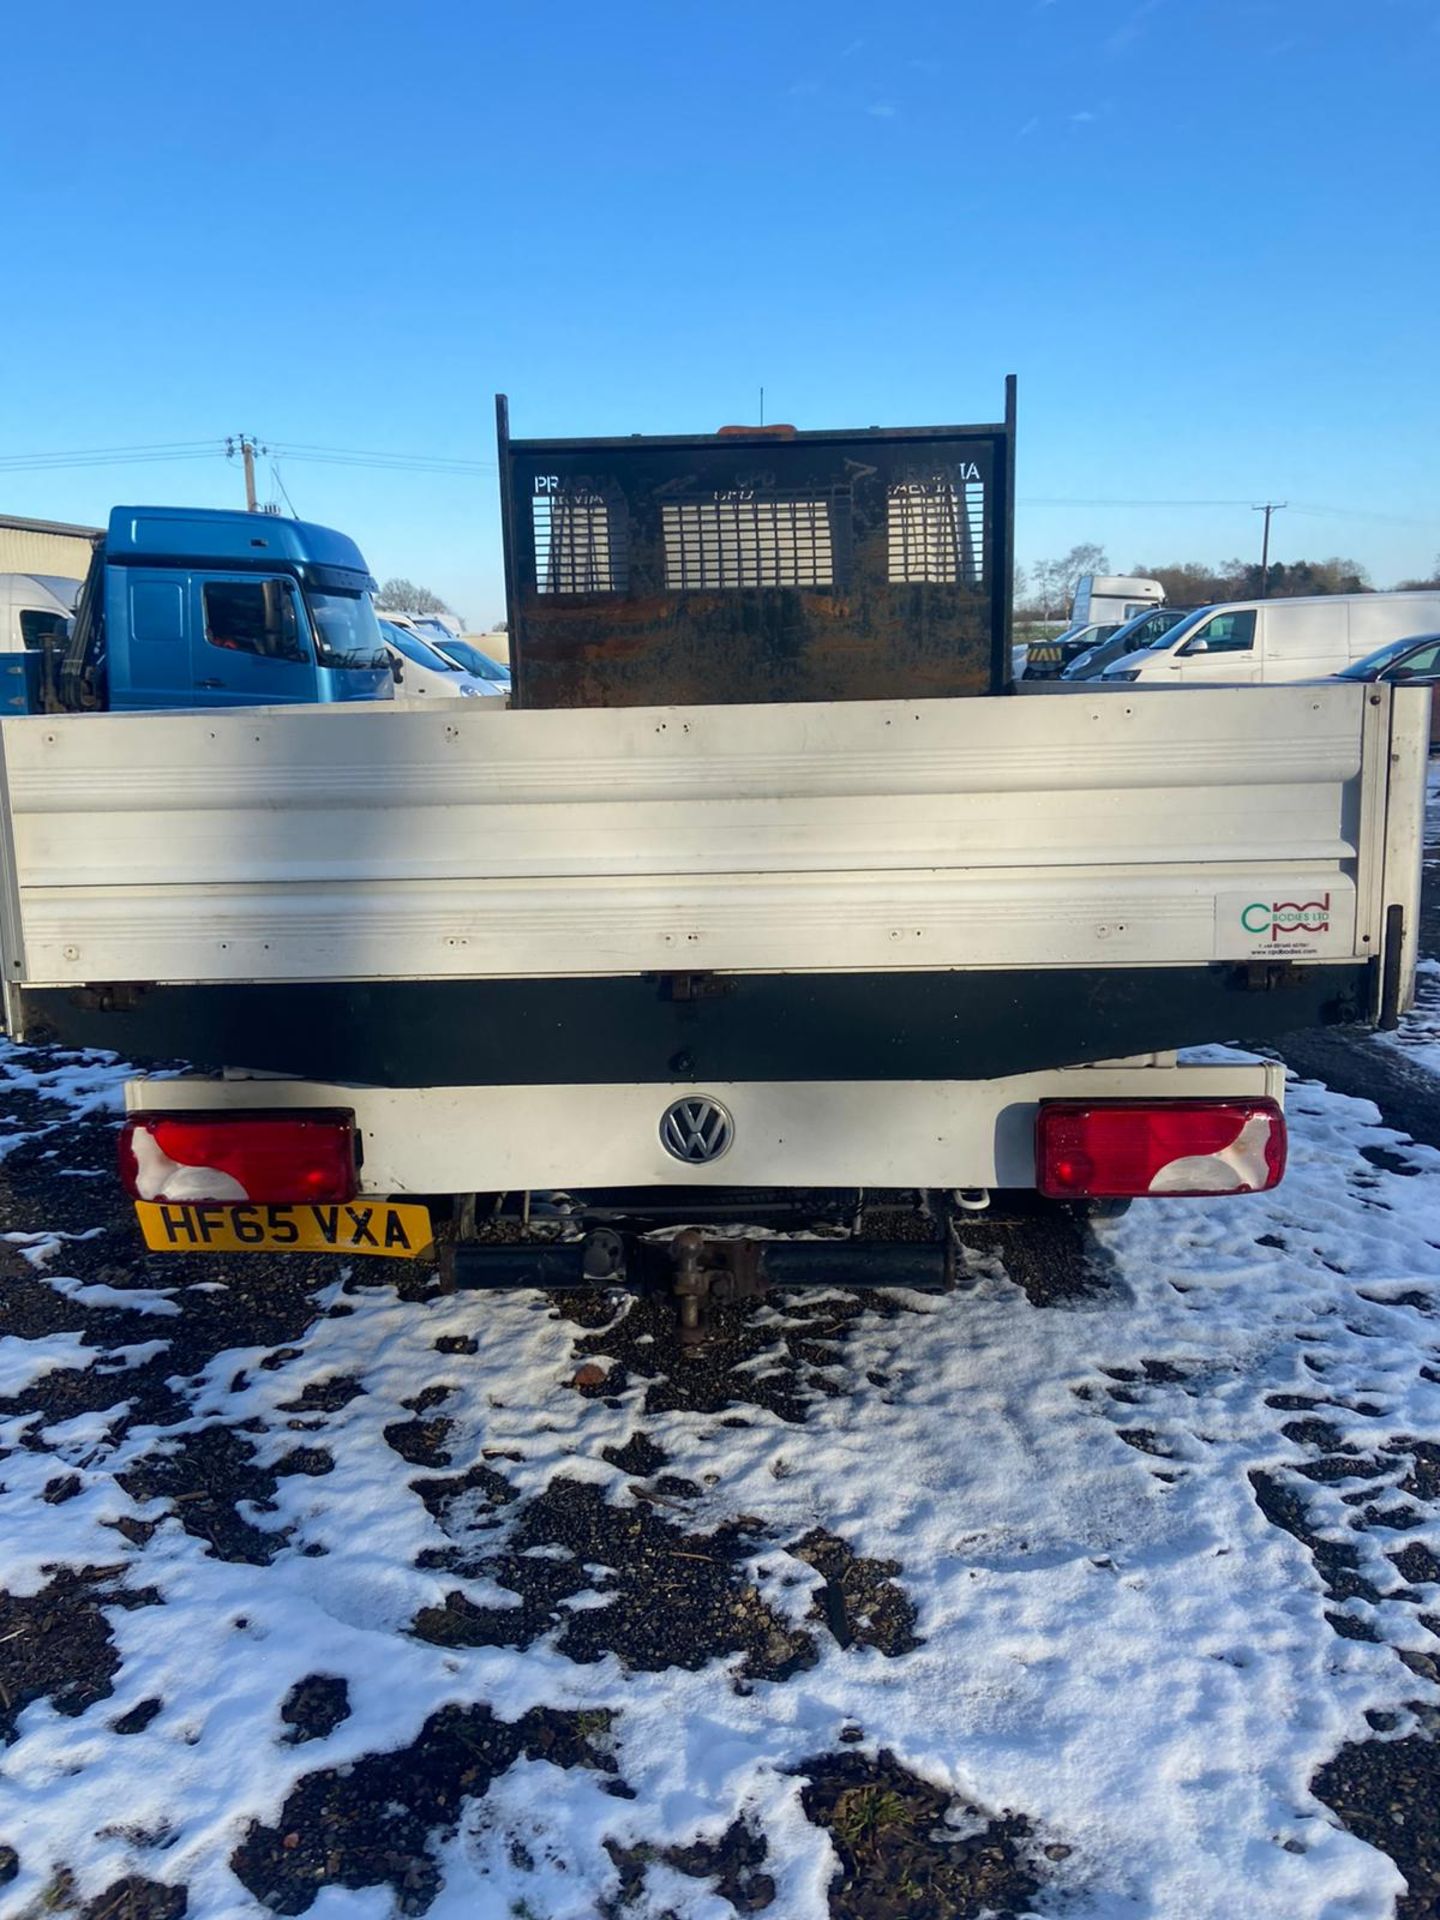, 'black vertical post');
1000,373,1018,690
495,394,524,707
